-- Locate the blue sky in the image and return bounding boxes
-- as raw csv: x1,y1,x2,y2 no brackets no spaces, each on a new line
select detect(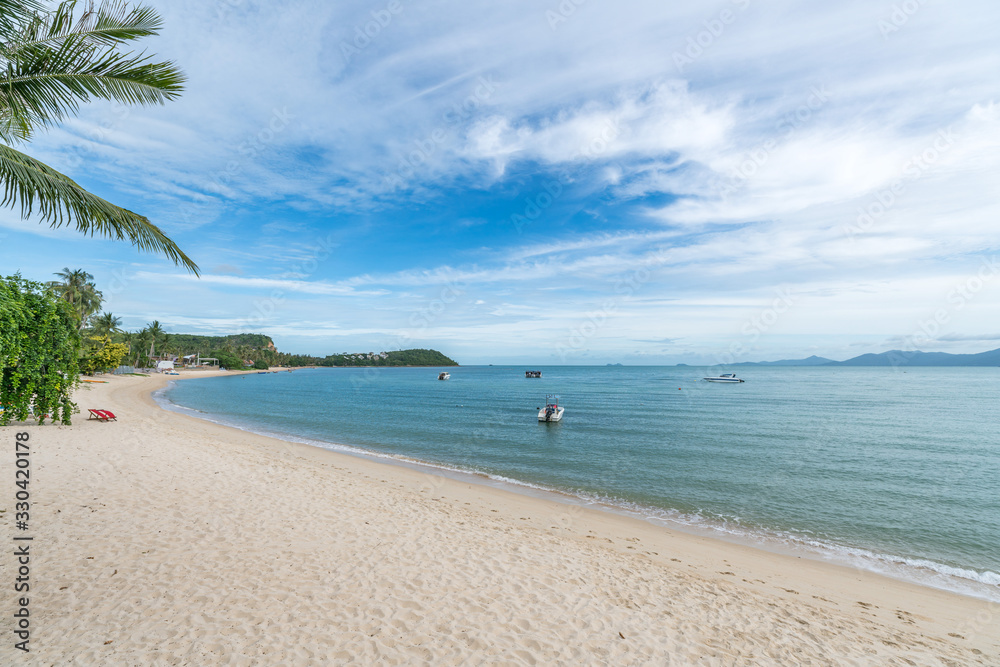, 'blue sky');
2,0,1000,364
